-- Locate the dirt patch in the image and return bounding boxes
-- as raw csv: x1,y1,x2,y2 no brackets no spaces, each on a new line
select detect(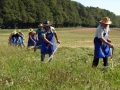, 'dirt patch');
58,28,96,33
58,28,120,33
